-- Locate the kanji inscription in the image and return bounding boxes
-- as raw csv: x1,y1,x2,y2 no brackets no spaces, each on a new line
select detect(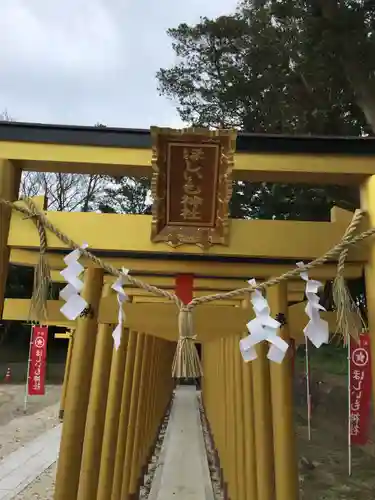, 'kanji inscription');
349,334,372,445
167,143,218,227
